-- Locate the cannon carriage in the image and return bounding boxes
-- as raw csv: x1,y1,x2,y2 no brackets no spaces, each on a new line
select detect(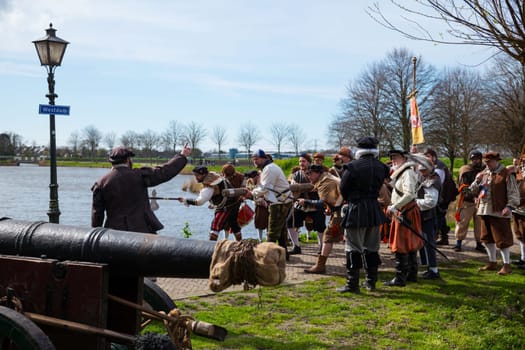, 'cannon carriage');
0,218,226,349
